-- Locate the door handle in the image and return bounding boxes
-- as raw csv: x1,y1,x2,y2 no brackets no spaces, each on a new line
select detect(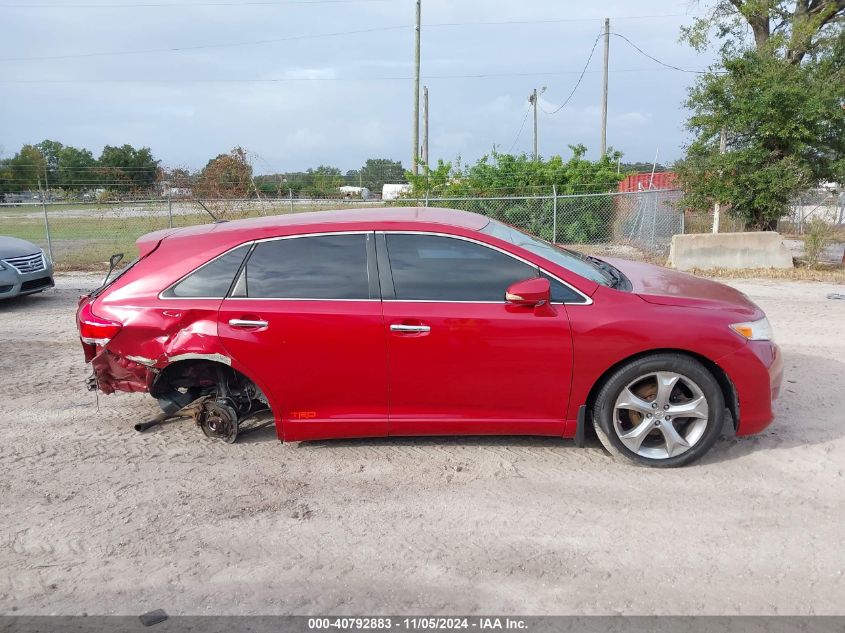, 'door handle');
229,318,269,329
390,324,431,333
